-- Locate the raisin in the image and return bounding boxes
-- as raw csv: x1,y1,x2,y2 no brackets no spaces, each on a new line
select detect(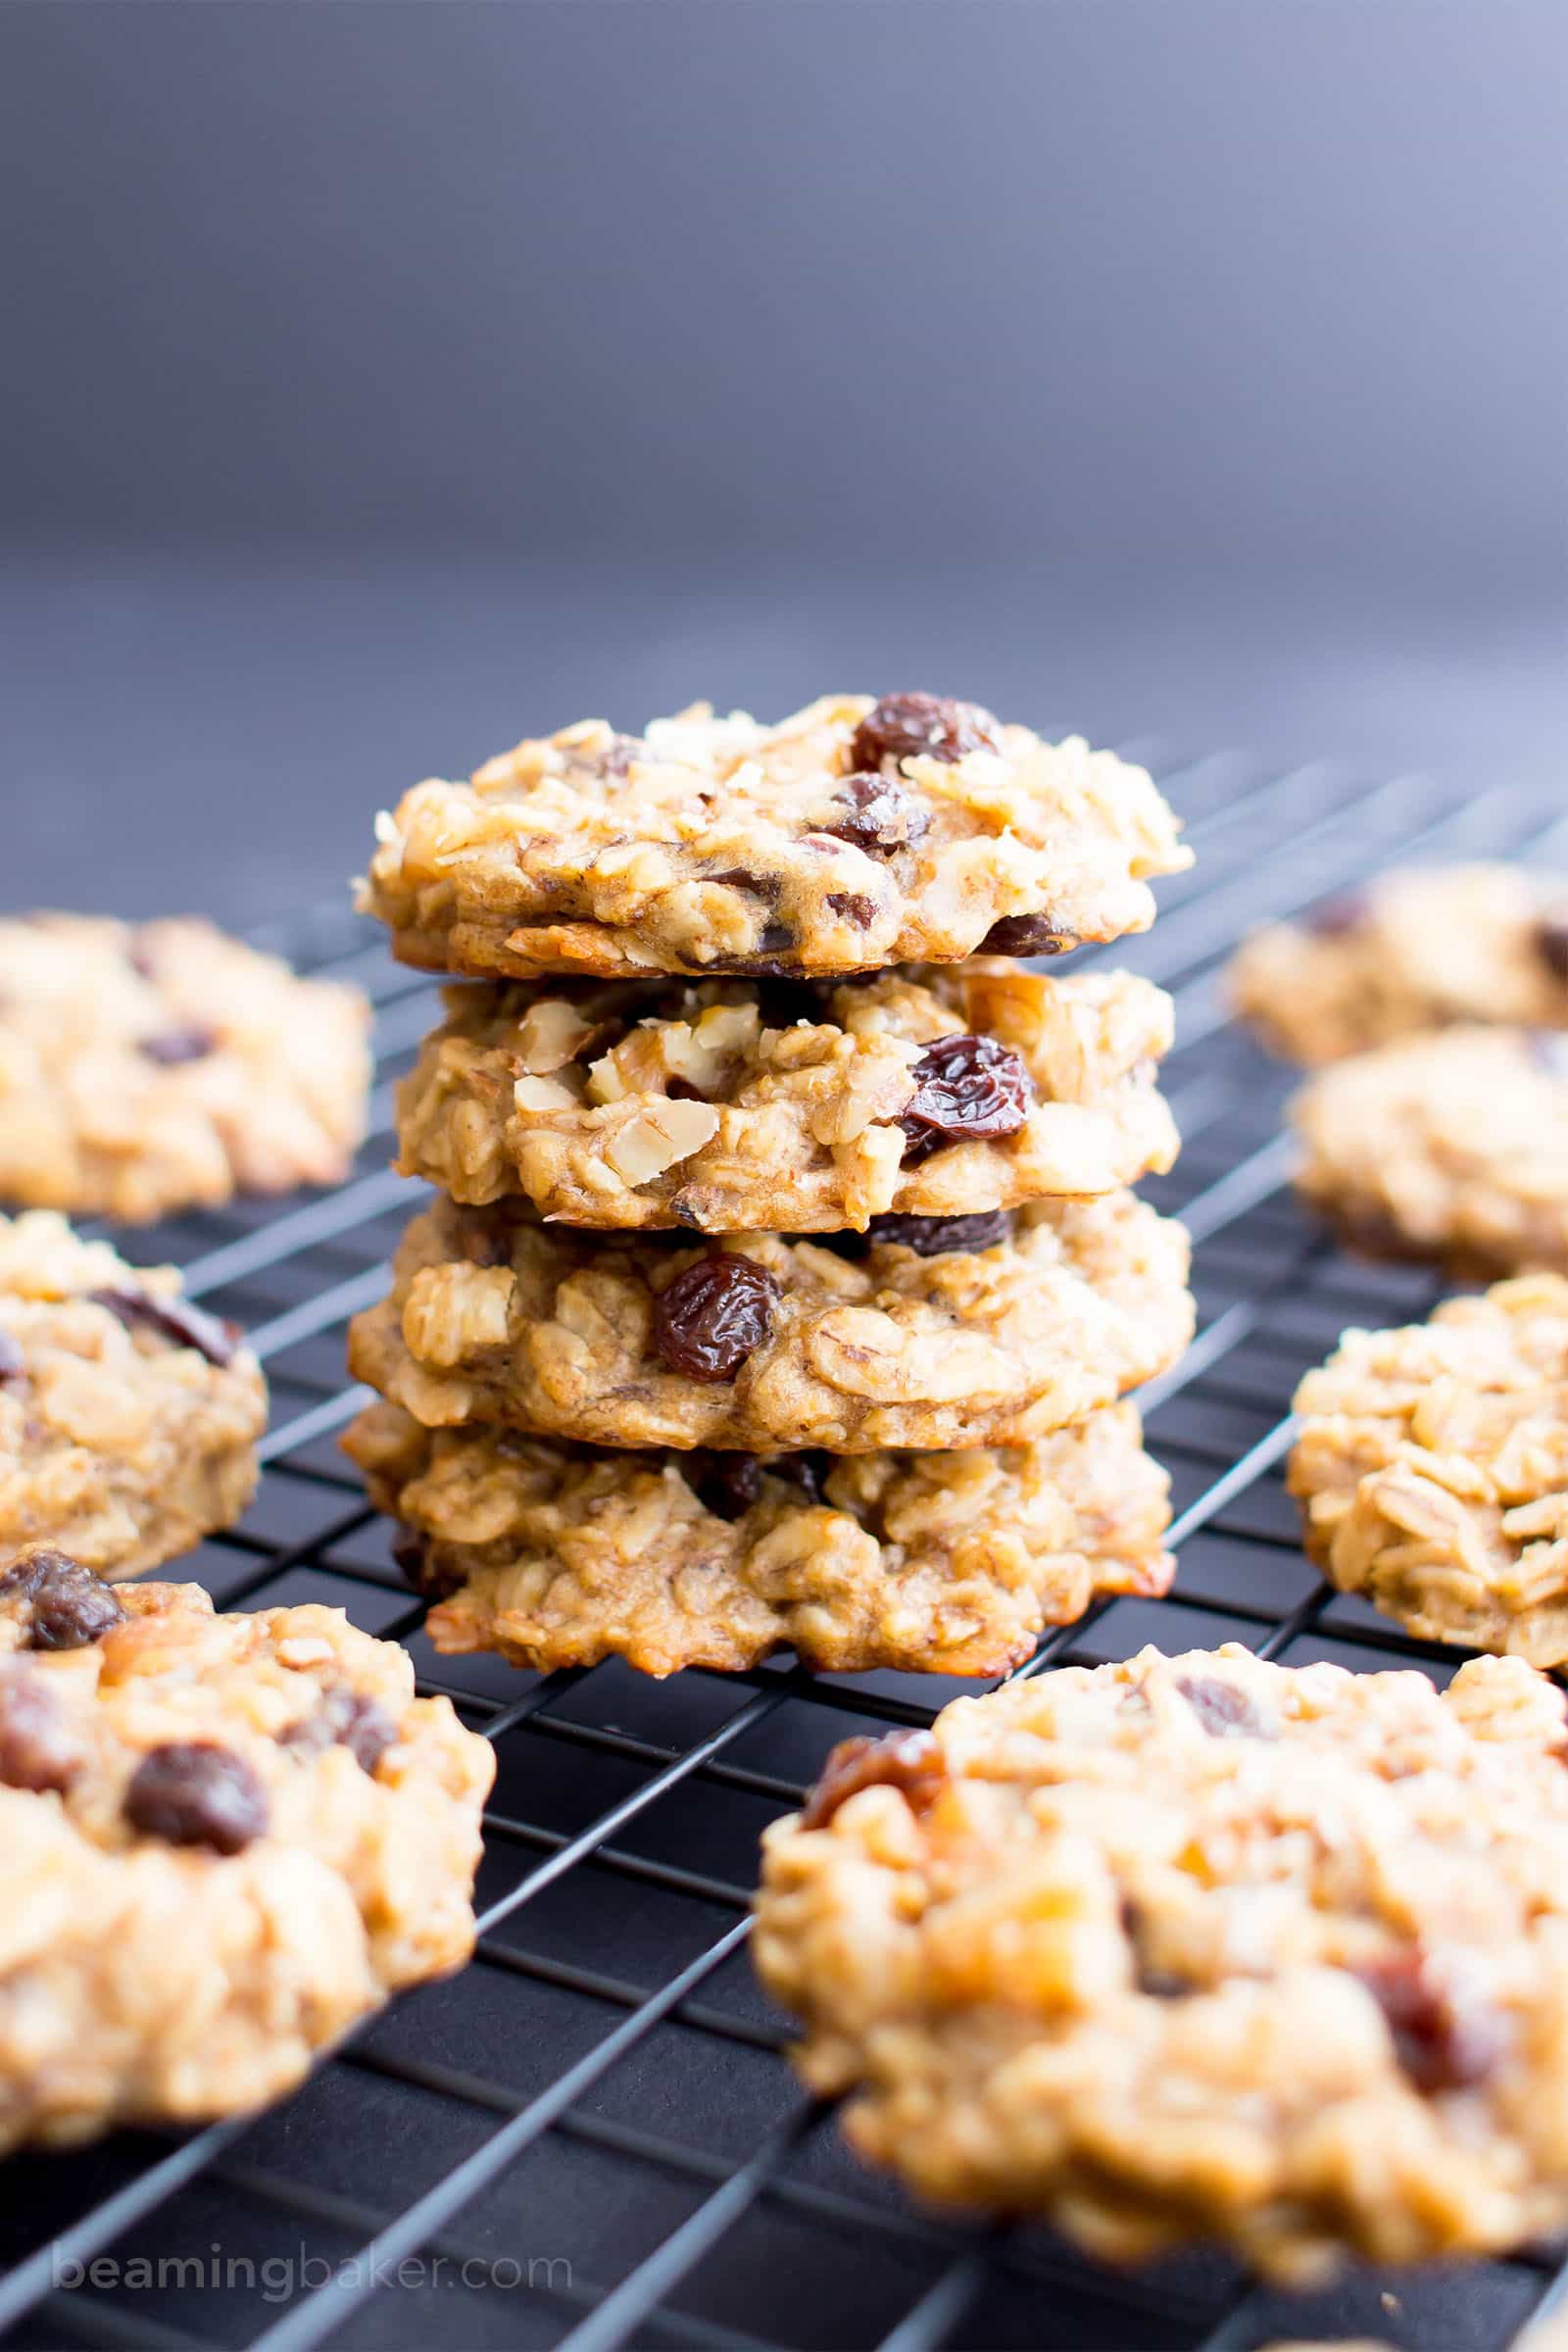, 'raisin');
897,1034,1032,1163
723,947,798,978
0,1330,24,1383
591,733,642,780
0,1551,125,1649
688,1447,829,1514
138,1026,217,1066
825,893,876,928
851,694,1002,771
822,773,929,856
707,867,782,907
867,1209,1013,1256
978,912,1073,956
770,1449,831,1505
123,1741,270,1852
1174,1674,1277,1740
800,1730,945,1830
90,1288,239,1369
280,1685,398,1776
391,1529,463,1602
1537,912,1568,984
1306,890,1370,938
685,1451,763,1521
1357,1951,1501,2093
0,1665,82,1793
653,1254,780,1381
